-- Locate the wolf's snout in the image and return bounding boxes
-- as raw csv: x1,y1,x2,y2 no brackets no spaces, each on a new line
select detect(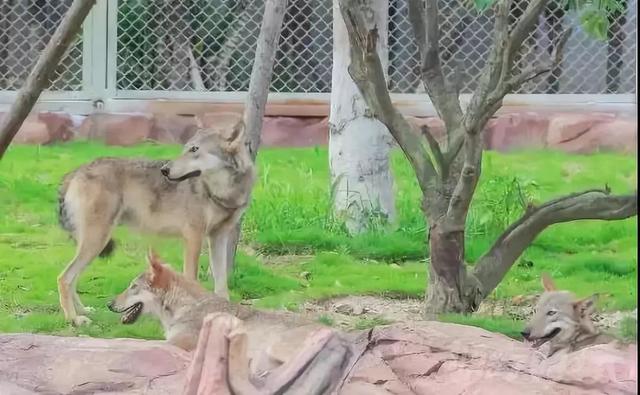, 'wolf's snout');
160,165,170,177
521,328,531,340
